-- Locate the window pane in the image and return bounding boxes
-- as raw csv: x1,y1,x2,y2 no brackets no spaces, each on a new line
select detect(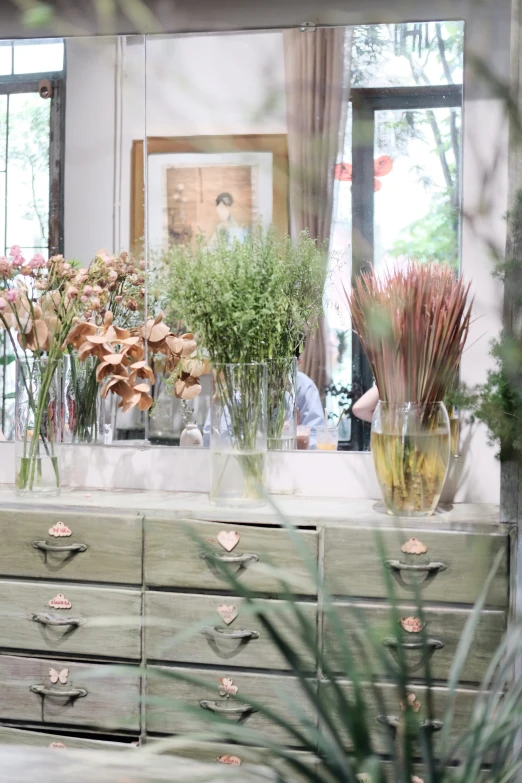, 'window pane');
6,92,50,250
14,40,64,74
374,106,461,273
352,22,464,88
0,44,12,76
